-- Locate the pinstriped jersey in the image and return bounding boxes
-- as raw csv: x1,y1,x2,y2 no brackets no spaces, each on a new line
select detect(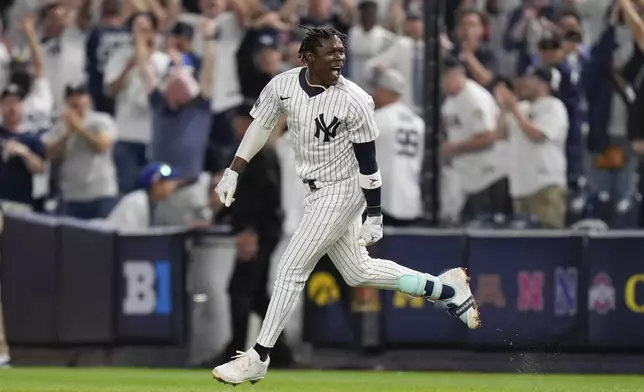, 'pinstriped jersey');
250,67,379,183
